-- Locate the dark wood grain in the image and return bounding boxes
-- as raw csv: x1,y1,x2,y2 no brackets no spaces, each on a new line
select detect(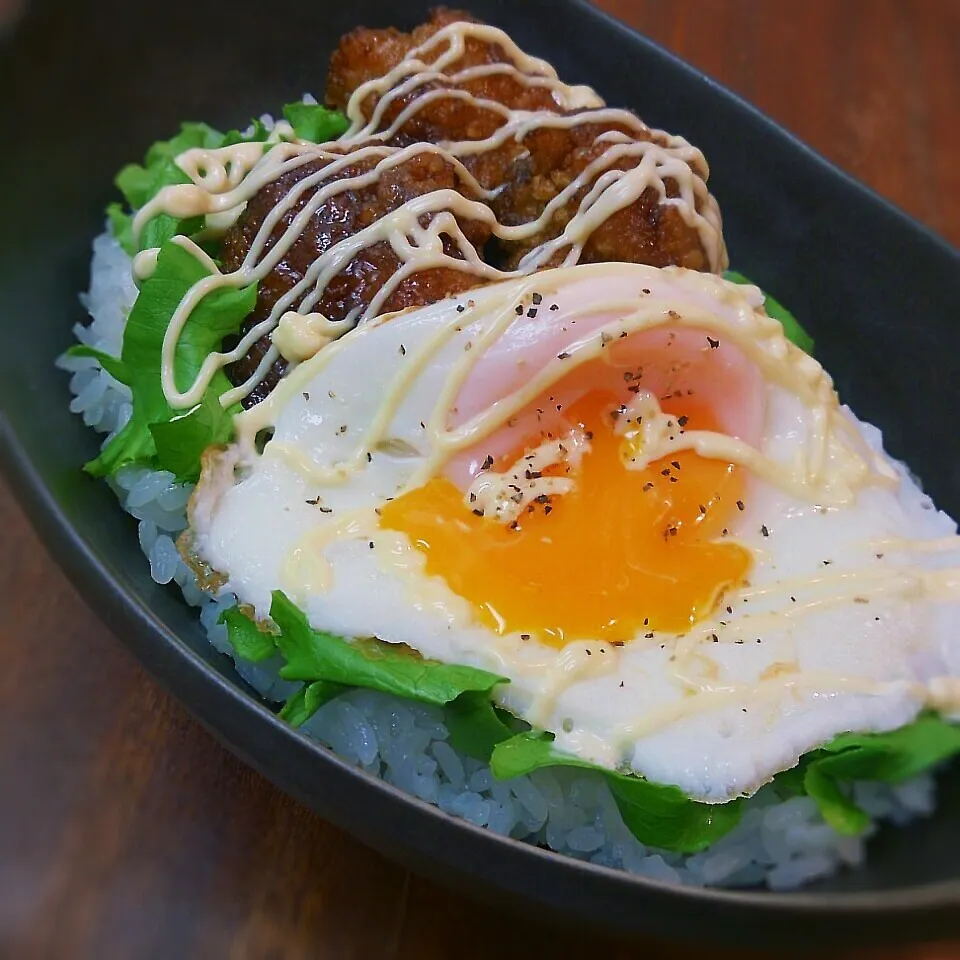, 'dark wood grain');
3,1,959,957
